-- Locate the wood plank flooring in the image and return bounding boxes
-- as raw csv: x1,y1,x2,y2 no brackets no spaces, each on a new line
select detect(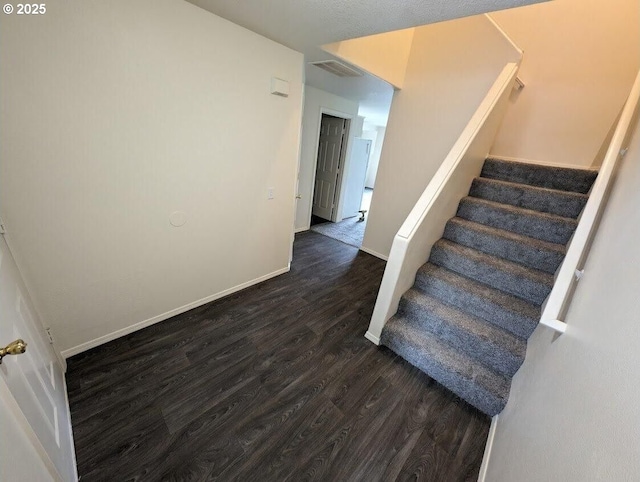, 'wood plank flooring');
66,231,490,481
